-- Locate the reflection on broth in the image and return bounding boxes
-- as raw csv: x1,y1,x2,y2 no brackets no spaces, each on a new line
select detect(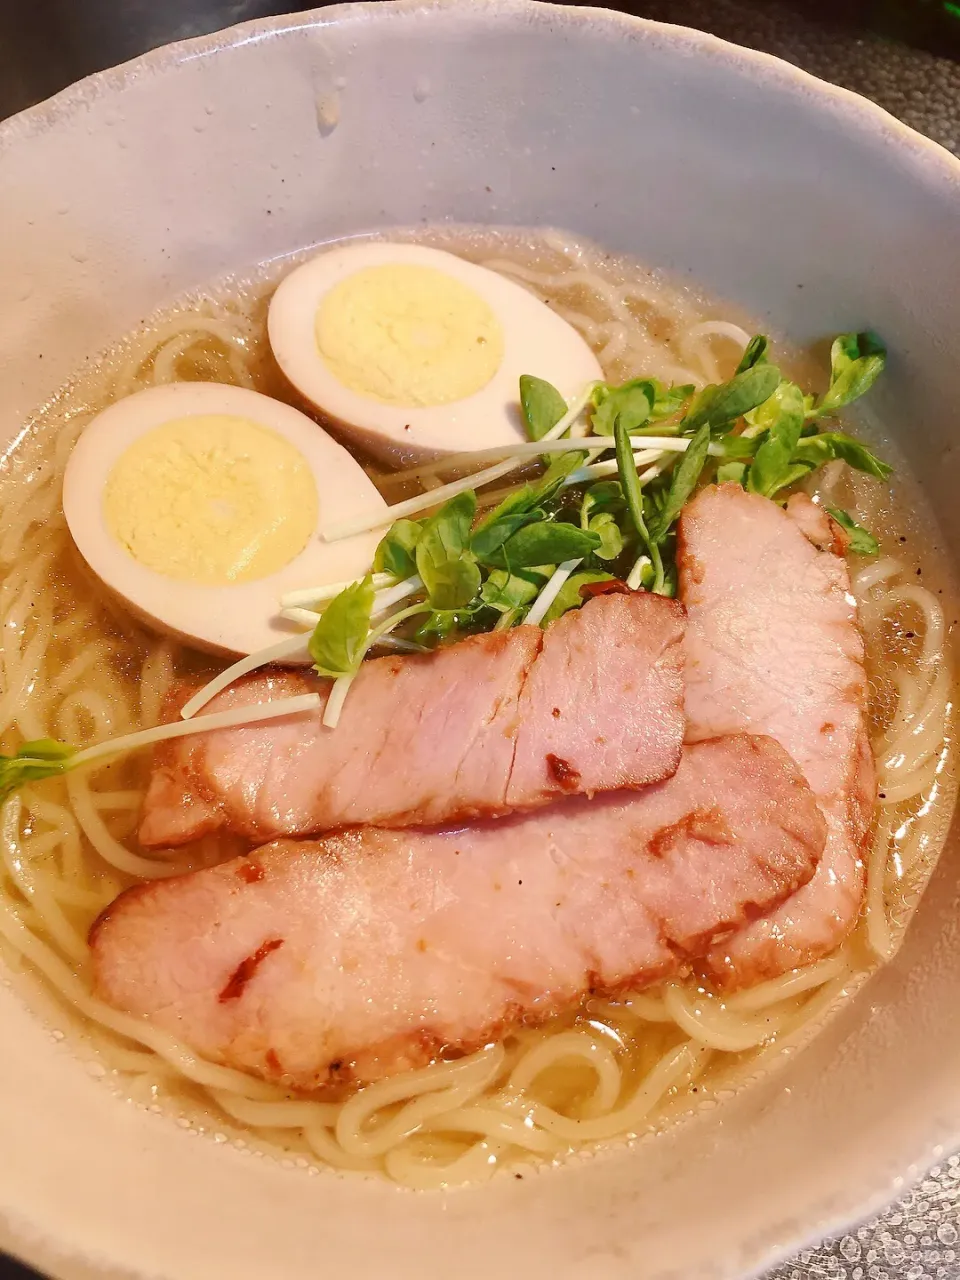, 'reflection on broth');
0,227,953,1189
